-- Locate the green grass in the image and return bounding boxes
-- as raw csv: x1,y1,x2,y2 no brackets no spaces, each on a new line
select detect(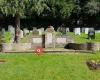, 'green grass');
0,52,100,80
67,32,100,43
